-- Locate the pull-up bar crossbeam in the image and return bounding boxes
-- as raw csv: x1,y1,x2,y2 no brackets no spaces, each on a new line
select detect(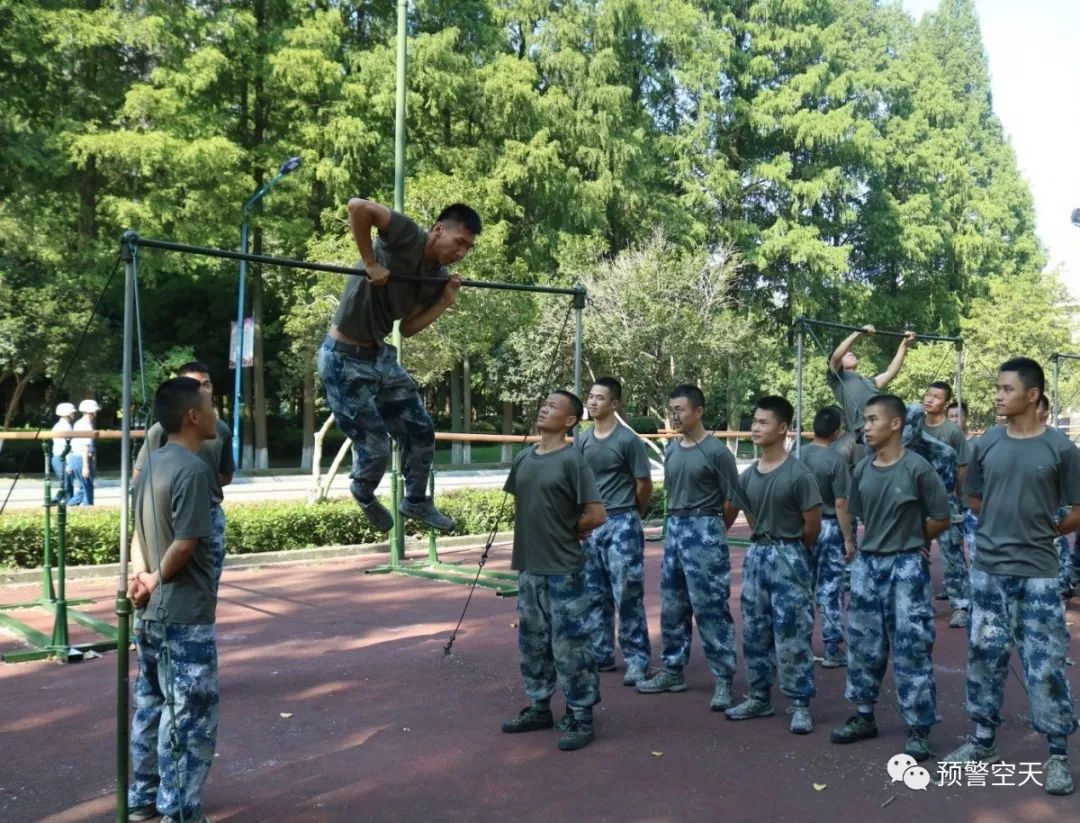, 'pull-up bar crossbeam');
126,233,586,298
